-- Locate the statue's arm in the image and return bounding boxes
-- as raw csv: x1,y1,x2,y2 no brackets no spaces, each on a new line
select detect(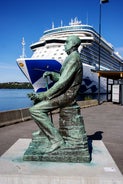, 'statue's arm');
28,59,78,103
45,59,77,99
